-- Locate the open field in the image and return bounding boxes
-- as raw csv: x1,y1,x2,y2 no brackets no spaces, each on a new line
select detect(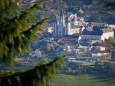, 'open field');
14,58,24,62
52,73,115,86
